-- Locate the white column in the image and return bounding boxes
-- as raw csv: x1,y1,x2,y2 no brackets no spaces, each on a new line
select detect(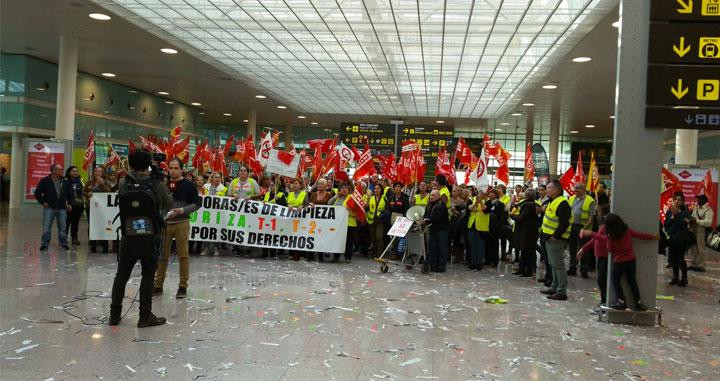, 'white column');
608,0,664,324
54,36,78,141
284,123,293,148
9,132,25,211
548,112,560,177
247,110,257,140
674,129,698,165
